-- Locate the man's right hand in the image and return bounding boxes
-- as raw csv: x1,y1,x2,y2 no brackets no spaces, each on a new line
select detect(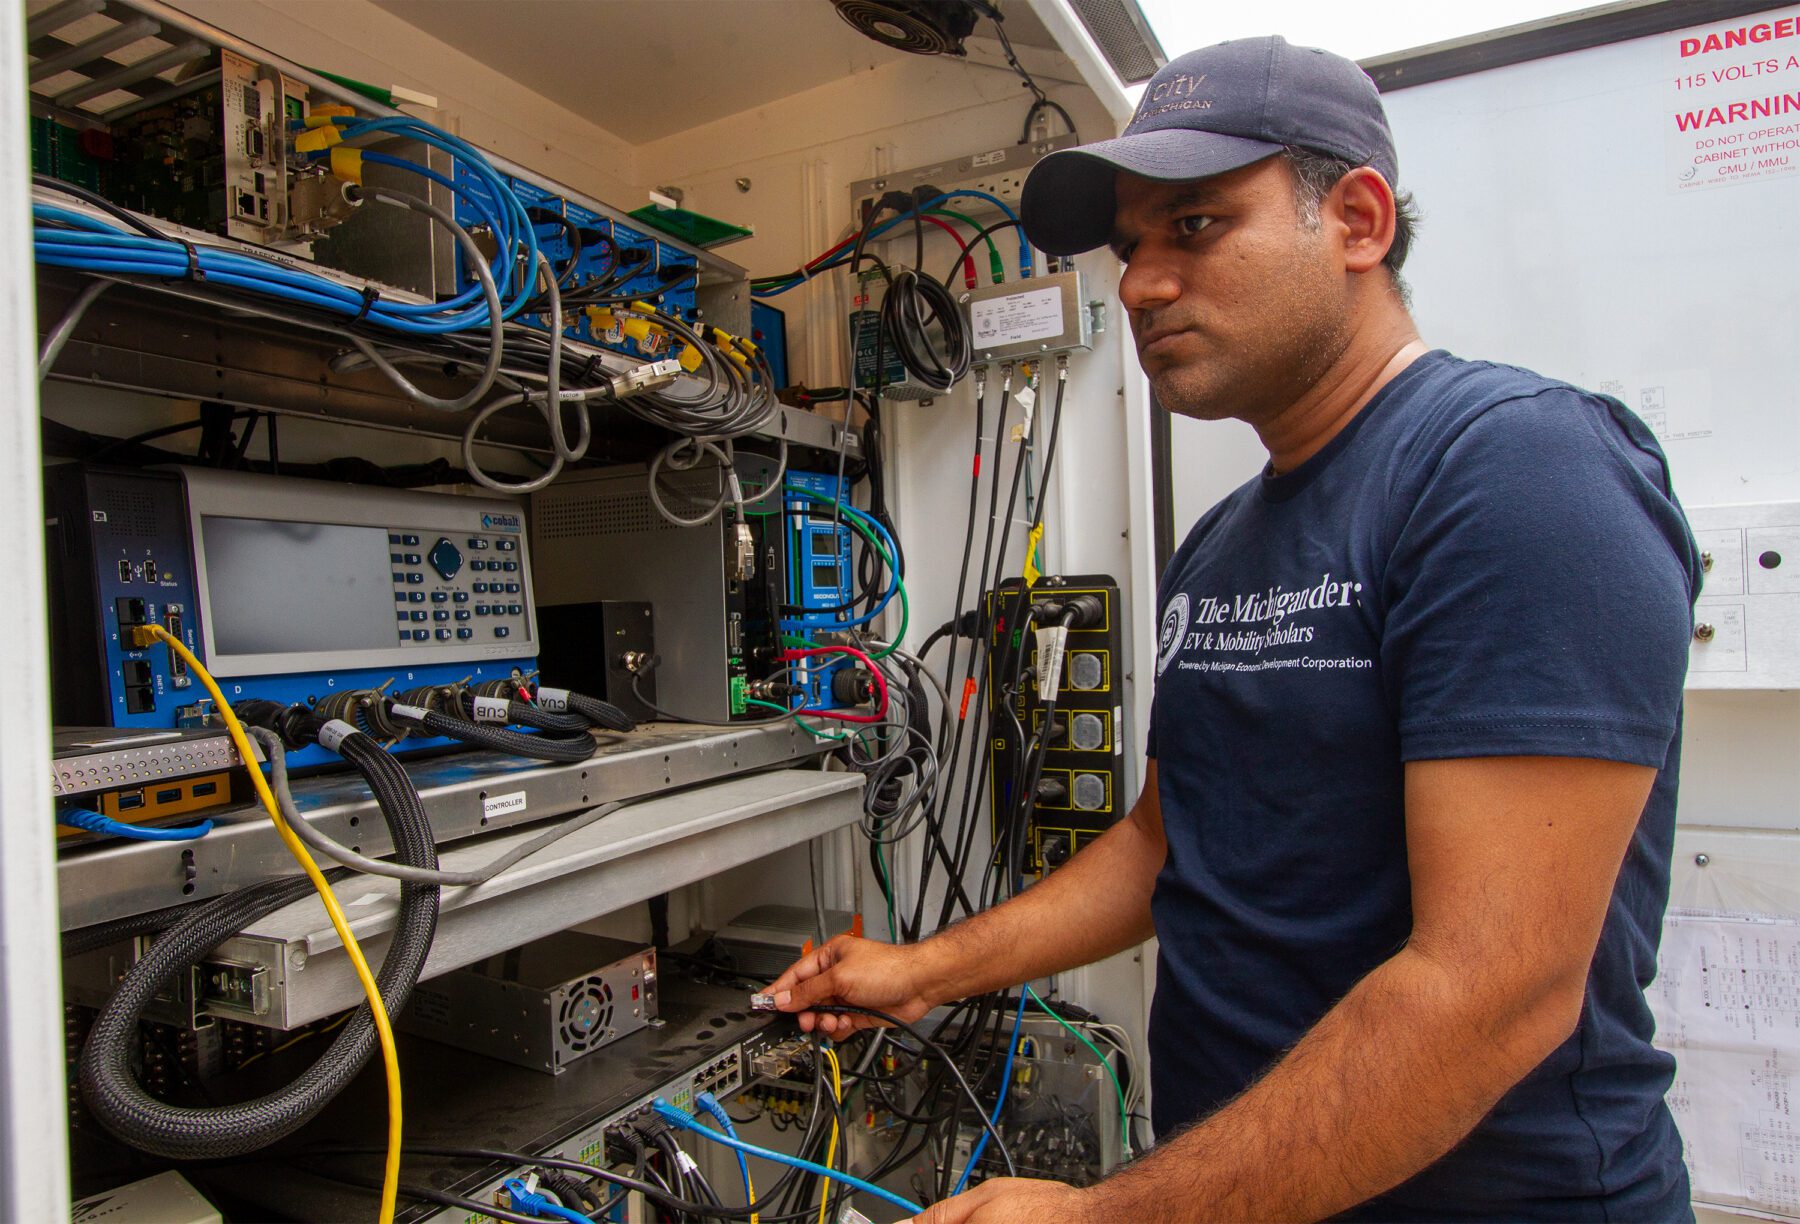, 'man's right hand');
766,934,938,1036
